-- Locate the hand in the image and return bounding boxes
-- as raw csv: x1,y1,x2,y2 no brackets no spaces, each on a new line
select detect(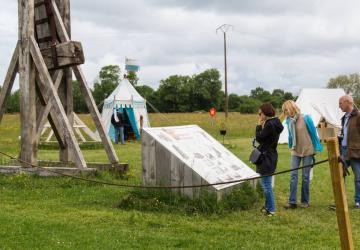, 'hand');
258,118,265,126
